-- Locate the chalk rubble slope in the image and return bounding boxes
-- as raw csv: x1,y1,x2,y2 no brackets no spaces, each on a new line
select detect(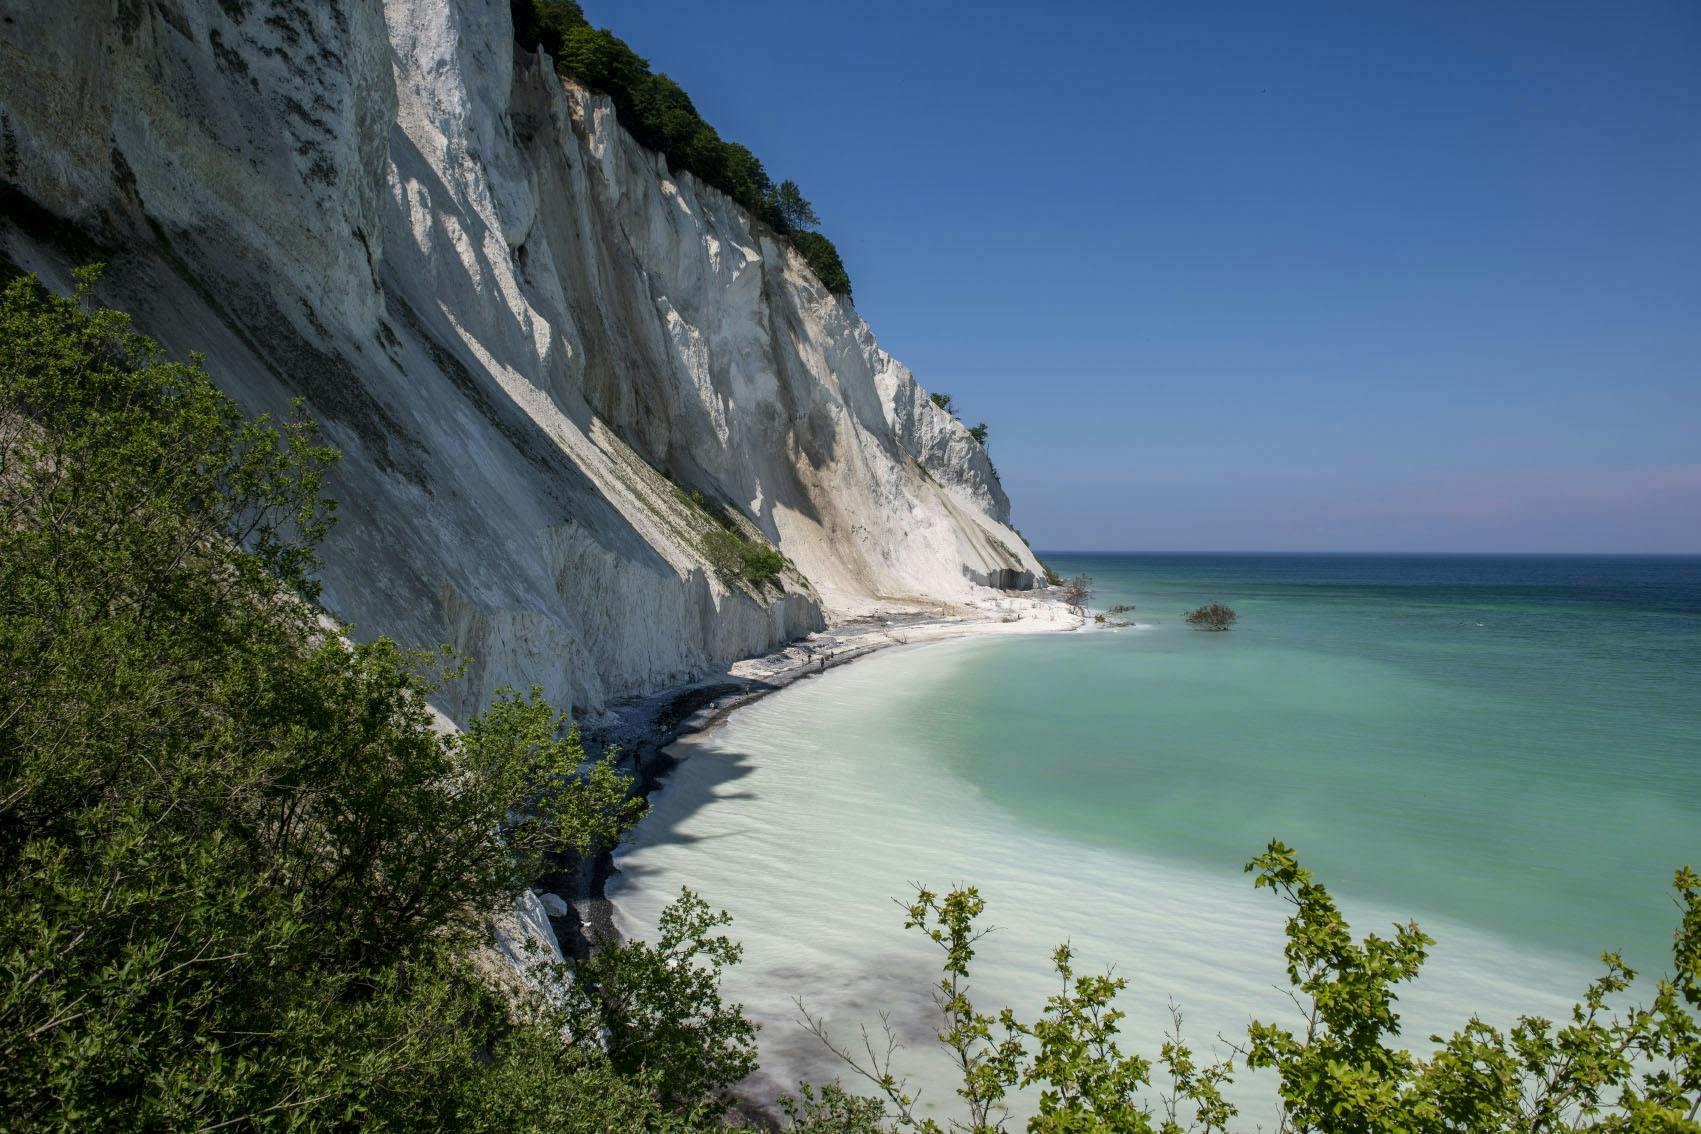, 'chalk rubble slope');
0,0,1045,719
